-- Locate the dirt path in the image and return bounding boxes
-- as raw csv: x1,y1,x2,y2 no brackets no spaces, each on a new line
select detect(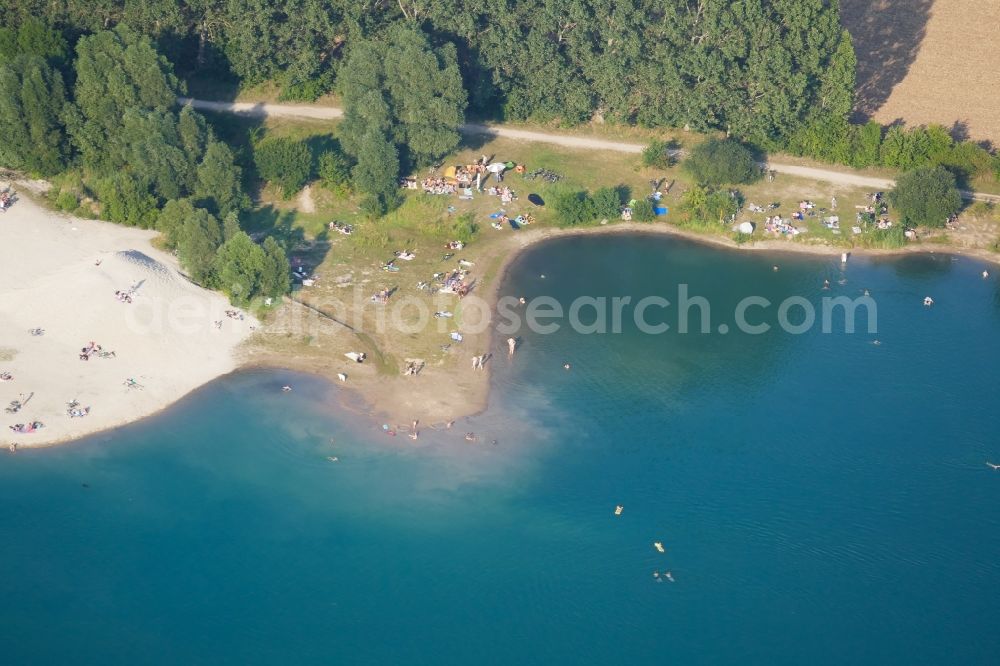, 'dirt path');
180,97,999,204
